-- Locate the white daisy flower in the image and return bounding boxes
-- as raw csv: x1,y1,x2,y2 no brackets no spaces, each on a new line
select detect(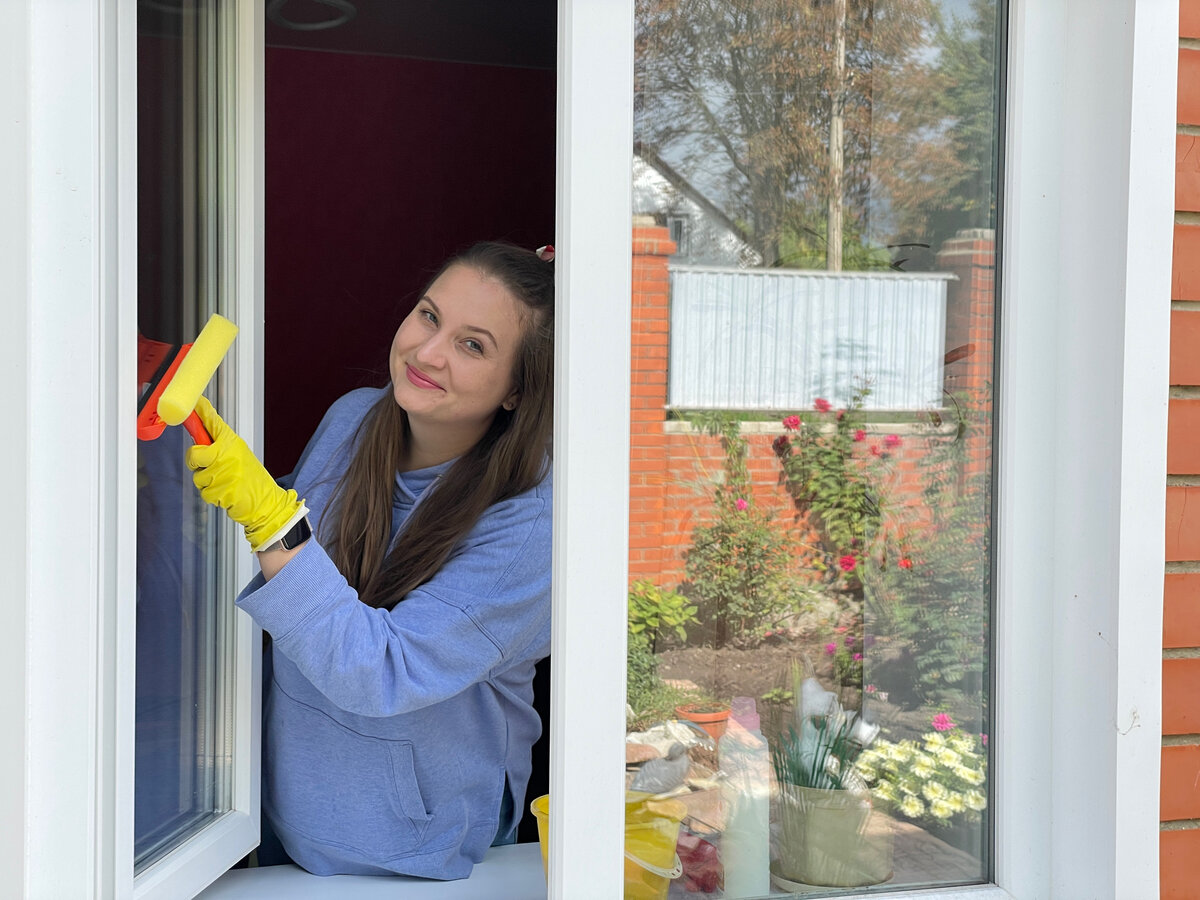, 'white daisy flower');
873,782,898,803
930,798,955,819
937,747,961,768
858,747,883,767
961,766,986,786
922,780,948,802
